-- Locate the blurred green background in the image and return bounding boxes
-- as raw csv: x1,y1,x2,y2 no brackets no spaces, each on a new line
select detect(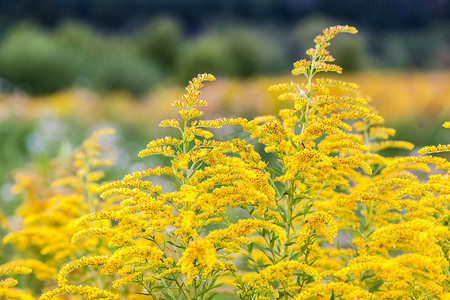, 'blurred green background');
0,1,448,94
